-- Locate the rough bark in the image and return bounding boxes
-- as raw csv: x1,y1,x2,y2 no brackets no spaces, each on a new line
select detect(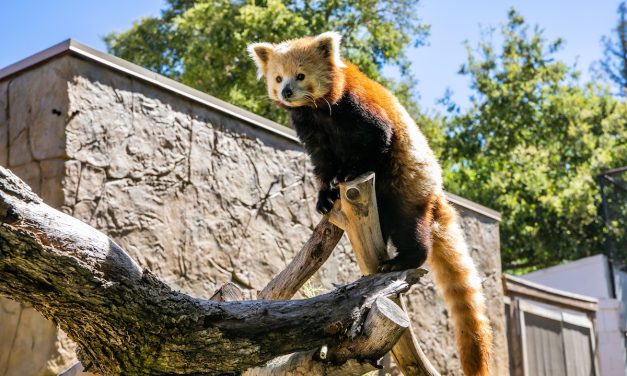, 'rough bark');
326,295,410,364
244,296,409,376
0,166,422,375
